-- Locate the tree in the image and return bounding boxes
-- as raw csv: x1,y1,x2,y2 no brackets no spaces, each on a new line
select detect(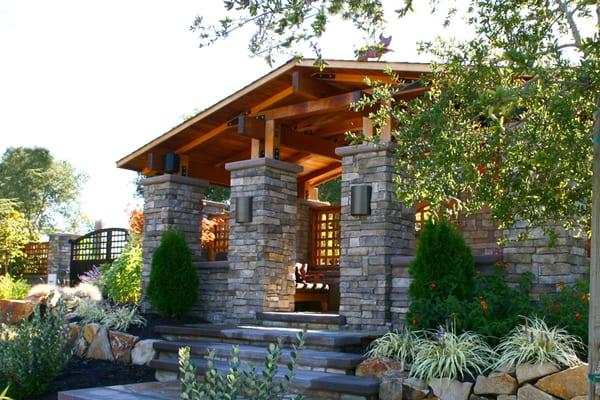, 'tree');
0,199,29,275
0,147,87,237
